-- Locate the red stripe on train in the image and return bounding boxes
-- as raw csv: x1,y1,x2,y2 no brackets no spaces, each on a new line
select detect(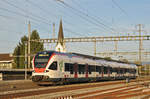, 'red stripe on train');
74,63,78,78
85,64,88,78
